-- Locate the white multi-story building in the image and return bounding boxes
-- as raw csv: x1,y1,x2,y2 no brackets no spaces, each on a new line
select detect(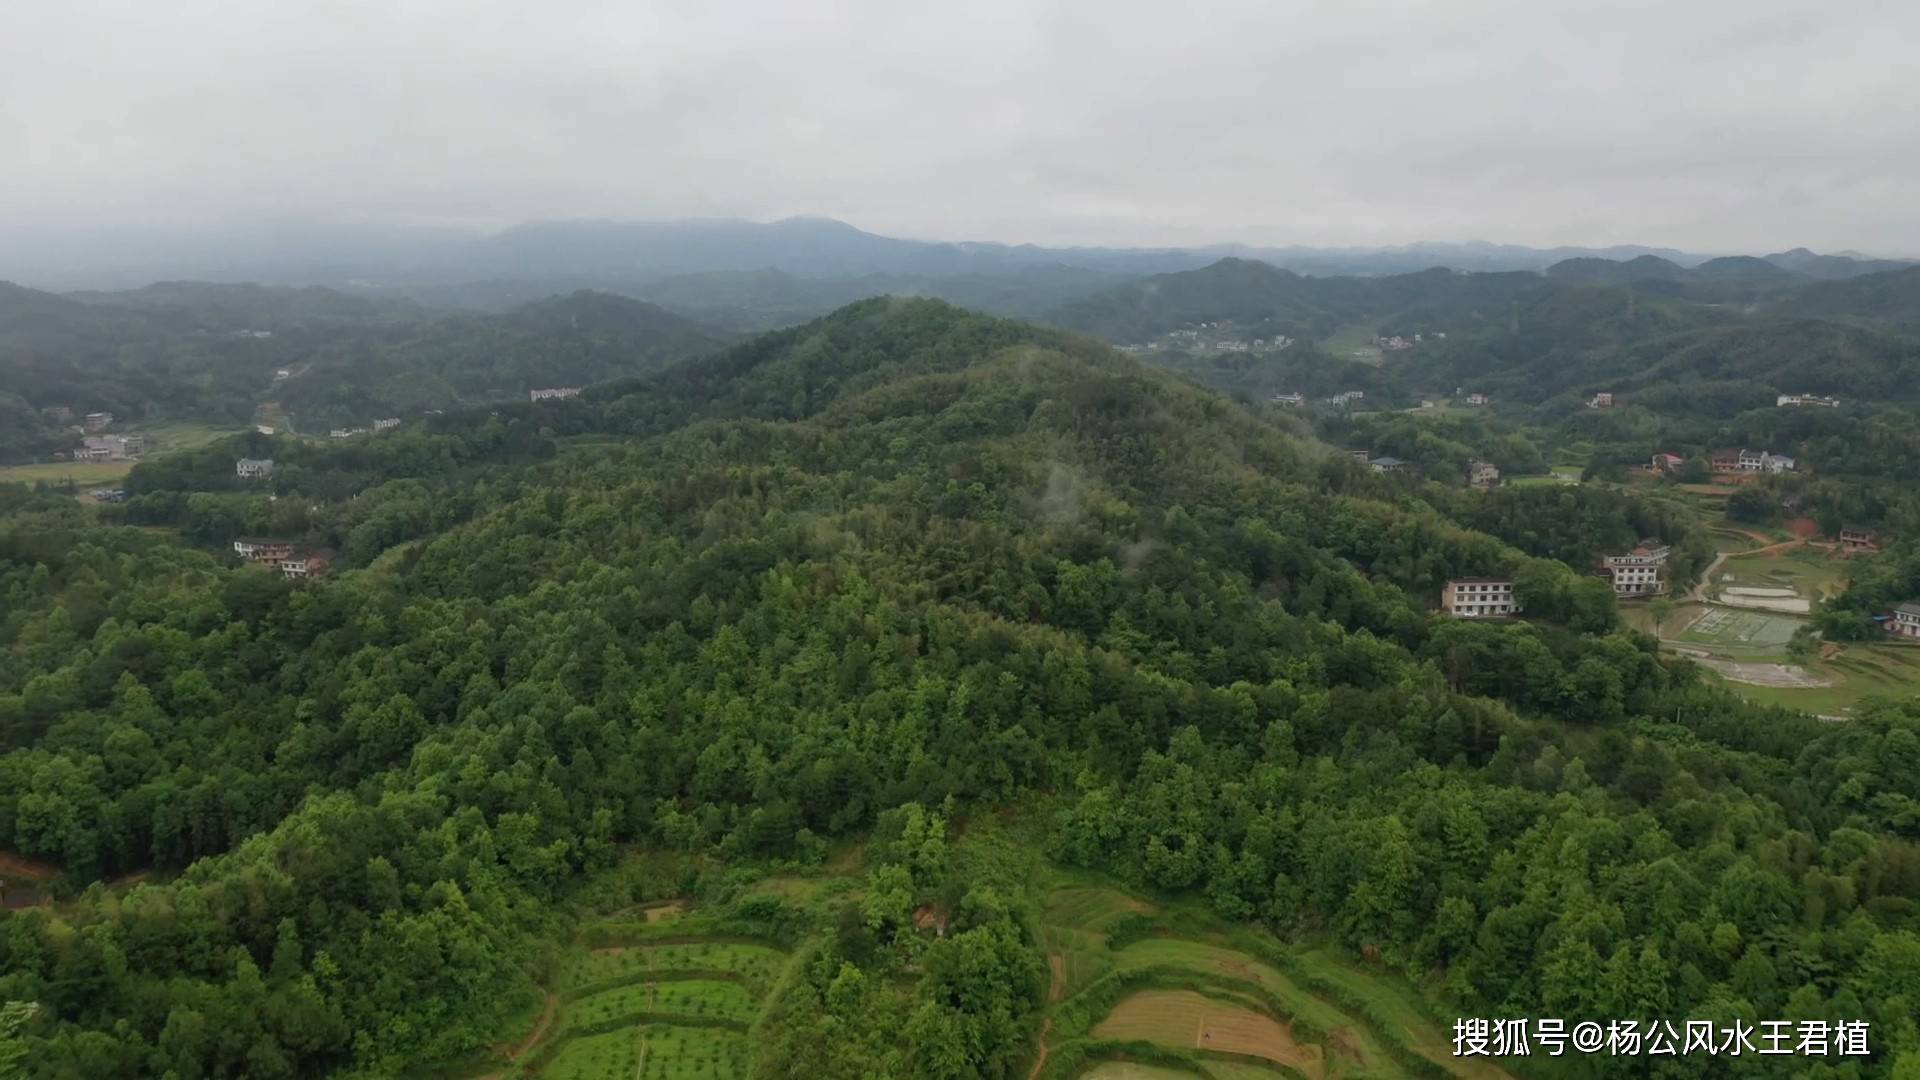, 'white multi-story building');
373,417,401,432
232,537,293,562
235,457,275,480
1587,392,1614,408
1777,393,1839,408
1600,541,1670,597
529,387,582,402
1891,603,1920,639
1442,579,1521,618
1468,461,1500,488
